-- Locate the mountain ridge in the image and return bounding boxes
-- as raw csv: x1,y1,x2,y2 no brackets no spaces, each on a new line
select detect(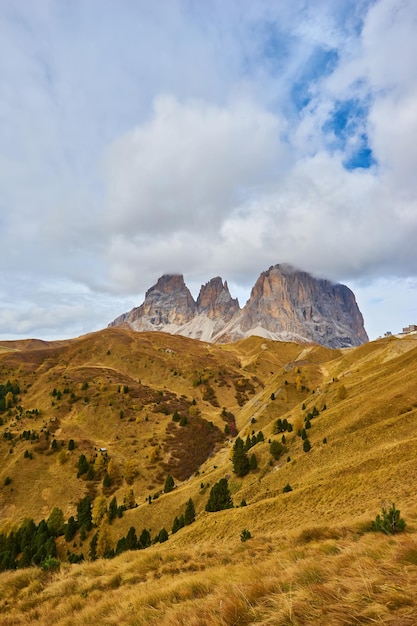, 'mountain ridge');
110,263,368,348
